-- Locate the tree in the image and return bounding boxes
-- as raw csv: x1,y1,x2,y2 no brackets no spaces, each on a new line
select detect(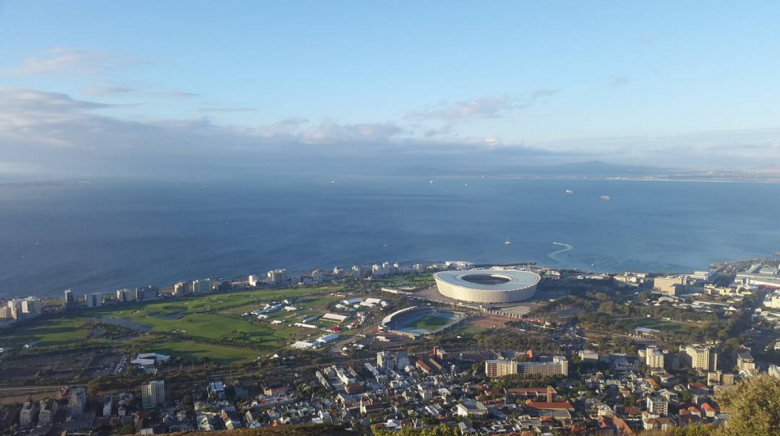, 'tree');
716,375,780,436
